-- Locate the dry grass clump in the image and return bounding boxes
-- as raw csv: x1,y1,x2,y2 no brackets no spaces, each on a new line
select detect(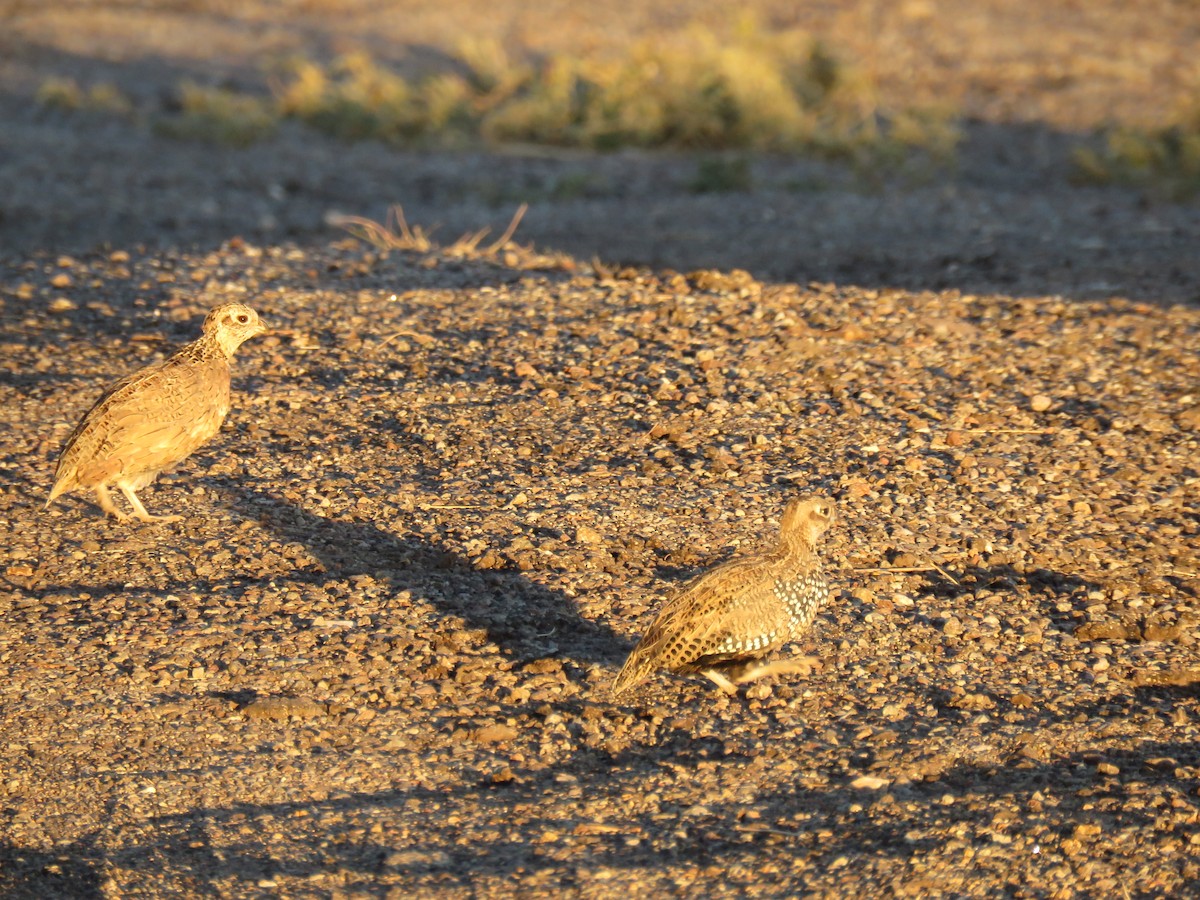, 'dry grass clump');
36,77,133,117
481,25,850,153
326,204,436,253
273,52,474,144
275,20,957,165
328,203,576,270
1074,98,1200,198
154,82,278,147
34,17,958,166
